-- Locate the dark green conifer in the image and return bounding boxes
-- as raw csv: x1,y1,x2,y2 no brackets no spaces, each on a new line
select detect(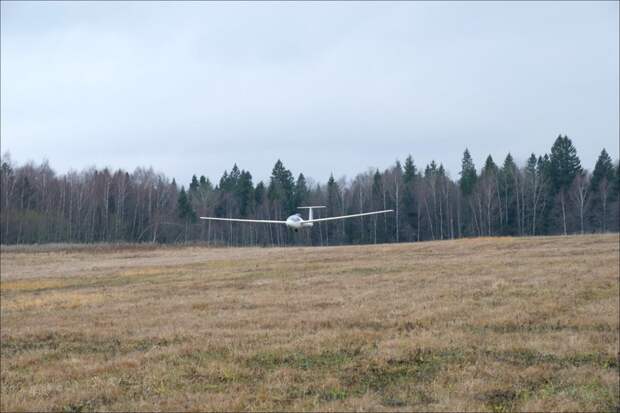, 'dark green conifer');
459,149,477,196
